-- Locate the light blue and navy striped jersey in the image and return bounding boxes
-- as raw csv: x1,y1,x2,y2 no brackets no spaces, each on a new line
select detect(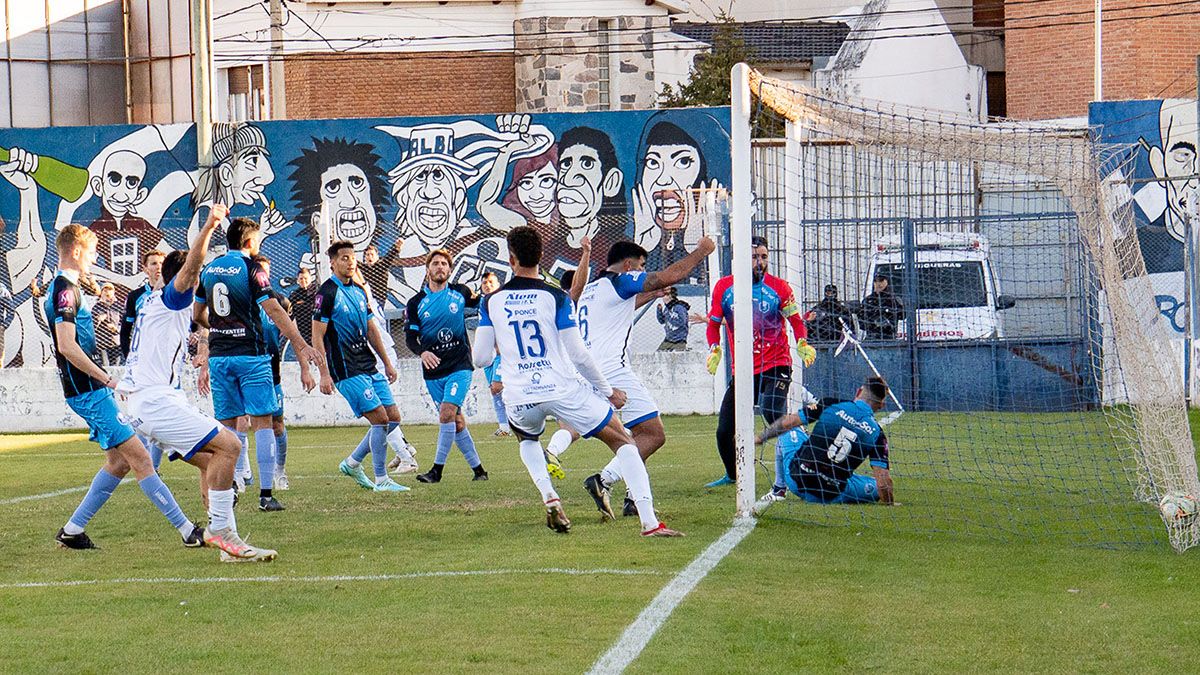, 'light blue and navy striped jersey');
196,251,273,357
405,282,479,380
44,271,106,398
314,276,376,382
